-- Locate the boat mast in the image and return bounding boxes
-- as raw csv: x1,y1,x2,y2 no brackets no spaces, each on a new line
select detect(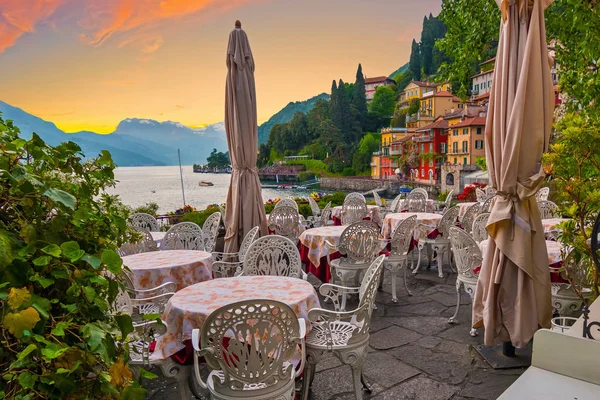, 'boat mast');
178,149,186,206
